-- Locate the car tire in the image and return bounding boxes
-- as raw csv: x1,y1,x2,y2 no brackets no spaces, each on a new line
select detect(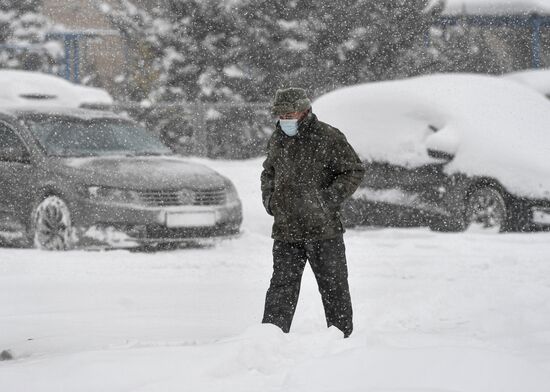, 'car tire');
464,186,508,232
504,201,532,232
30,196,75,250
